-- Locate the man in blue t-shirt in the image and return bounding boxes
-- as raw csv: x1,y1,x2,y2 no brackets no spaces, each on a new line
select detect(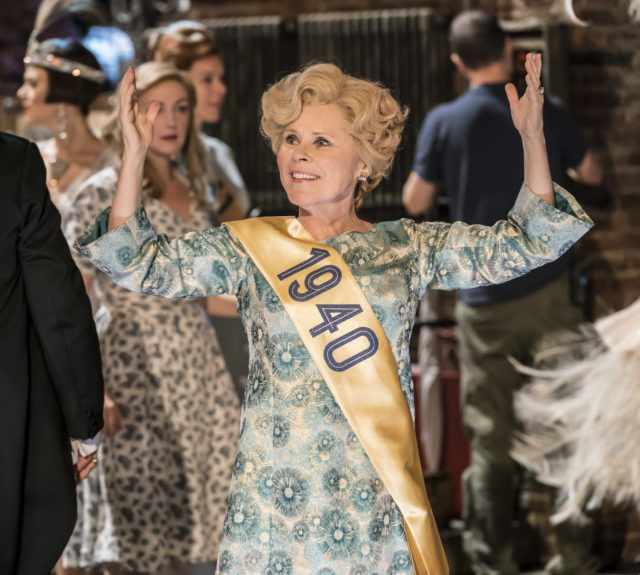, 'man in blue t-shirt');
403,10,602,575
